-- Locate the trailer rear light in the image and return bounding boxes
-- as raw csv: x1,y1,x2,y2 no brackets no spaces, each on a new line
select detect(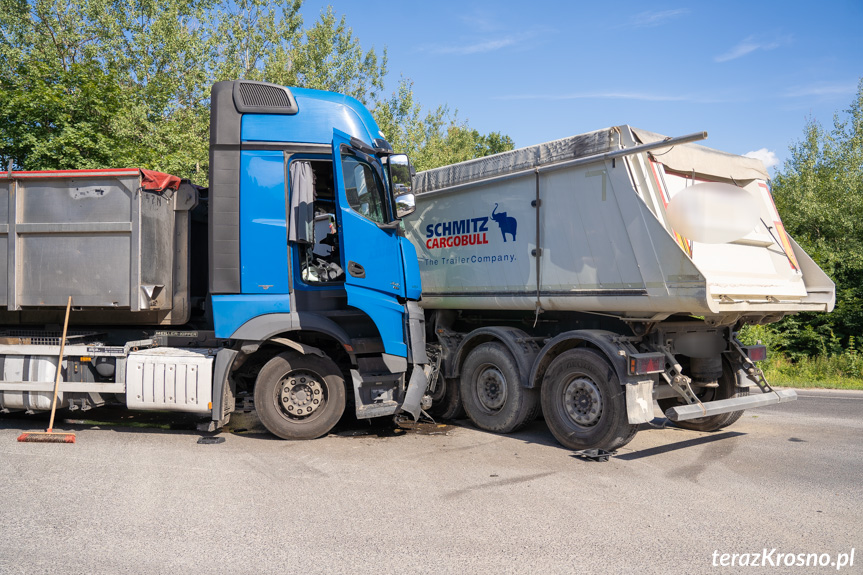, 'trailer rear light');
628,353,665,375
744,345,767,362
